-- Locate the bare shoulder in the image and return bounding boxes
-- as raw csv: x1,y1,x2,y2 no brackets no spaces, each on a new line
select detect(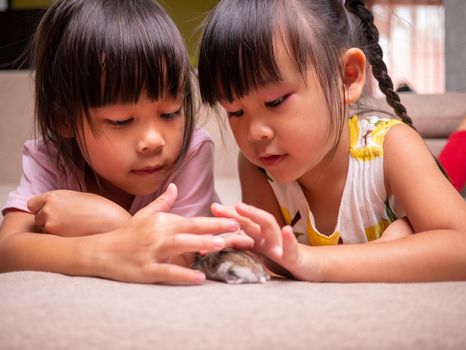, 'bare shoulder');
238,153,285,226
383,123,466,232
